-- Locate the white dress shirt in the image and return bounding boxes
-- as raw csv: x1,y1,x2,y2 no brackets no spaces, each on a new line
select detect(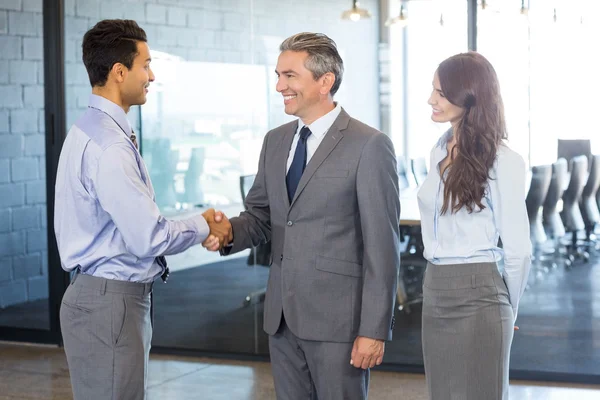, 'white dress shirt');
417,130,532,319
286,103,342,172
